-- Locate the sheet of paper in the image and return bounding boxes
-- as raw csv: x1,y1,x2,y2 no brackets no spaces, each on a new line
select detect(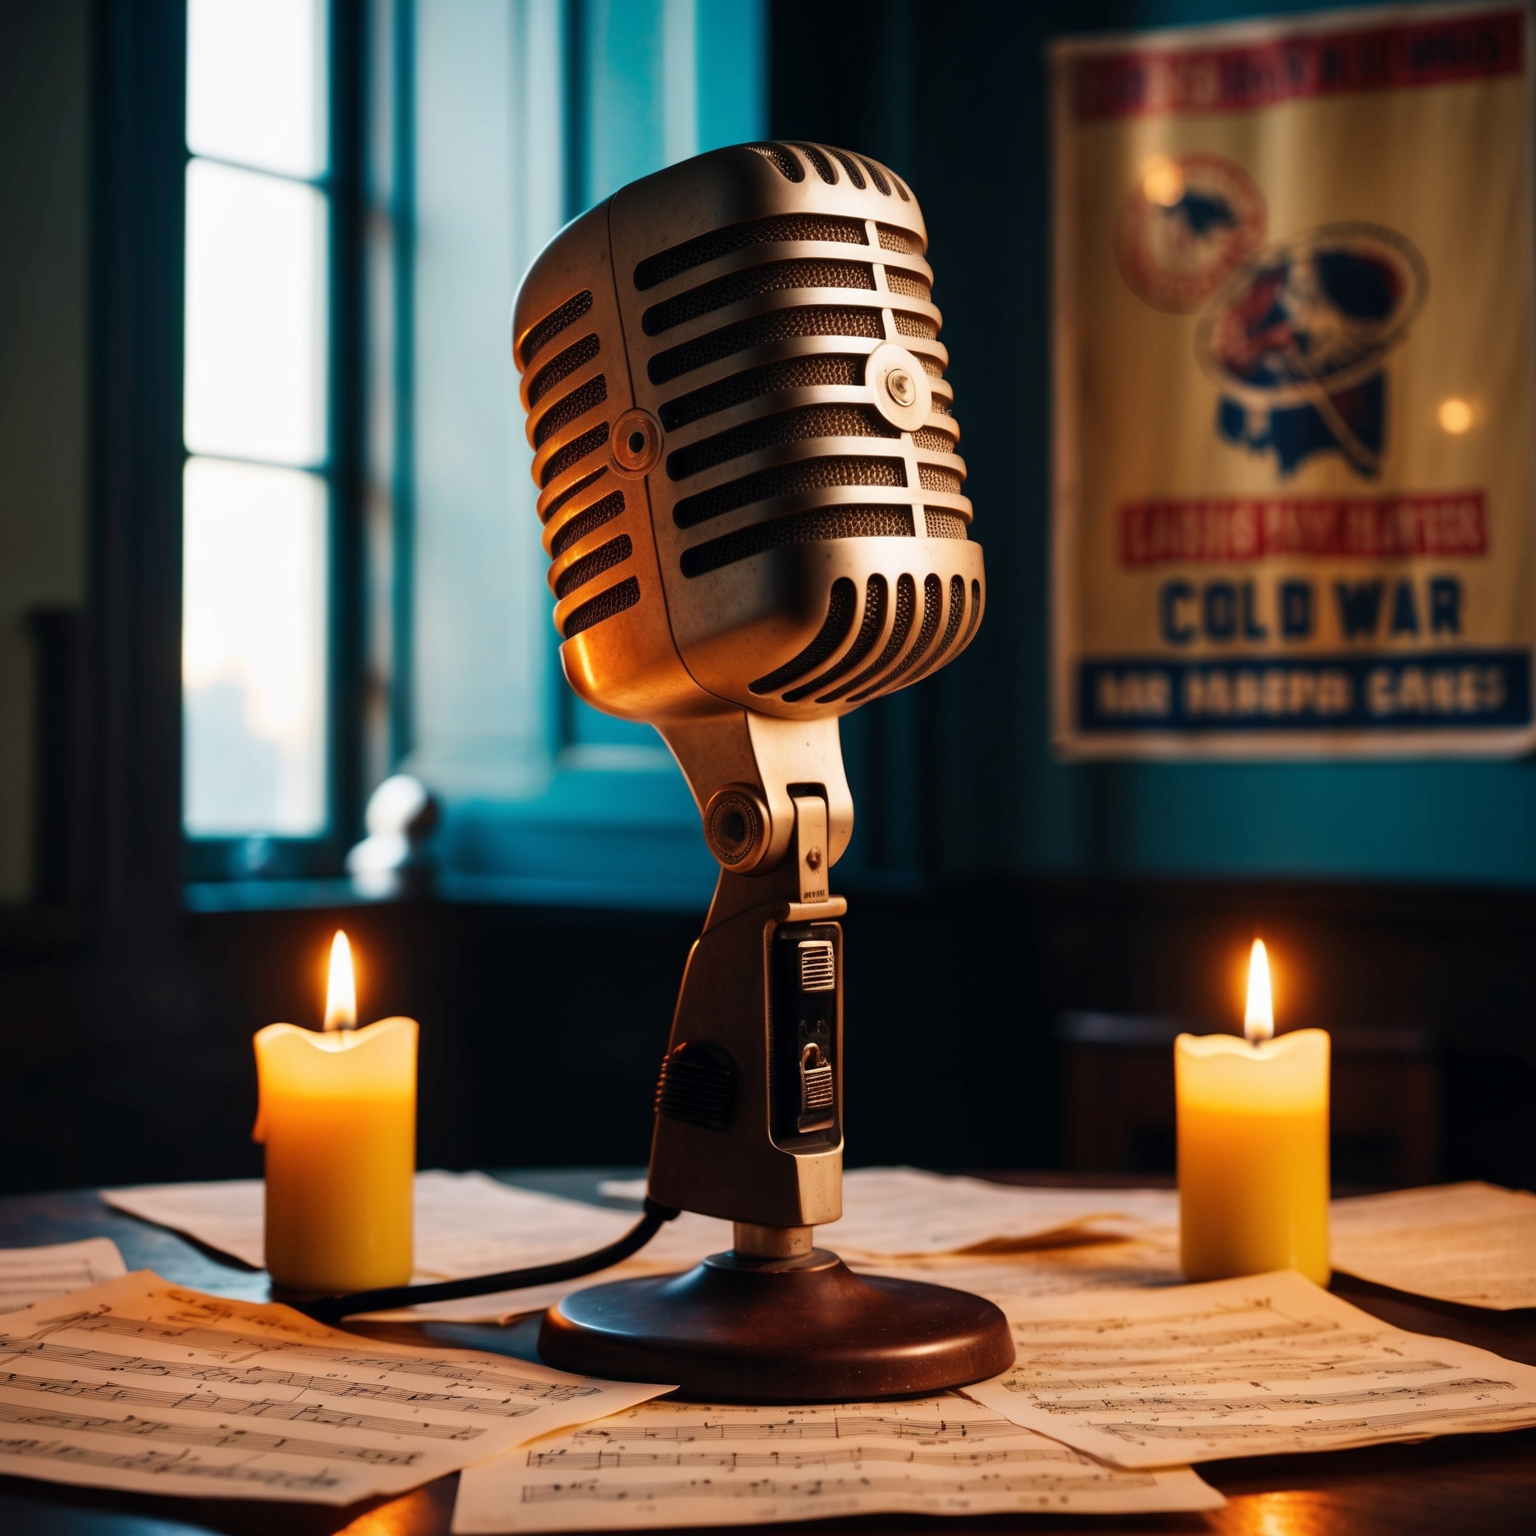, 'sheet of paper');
450,1393,1223,1532
388,1174,1183,1328
1330,1182,1536,1309
103,1179,266,1268
102,1172,730,1325
856,1226,1185,1307
103,1171,642,1279
0,1272,669,1504
964,1268,1536,1467
0,1240,127,1315
370,1222,1185,1329
600,1168,1179,1256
